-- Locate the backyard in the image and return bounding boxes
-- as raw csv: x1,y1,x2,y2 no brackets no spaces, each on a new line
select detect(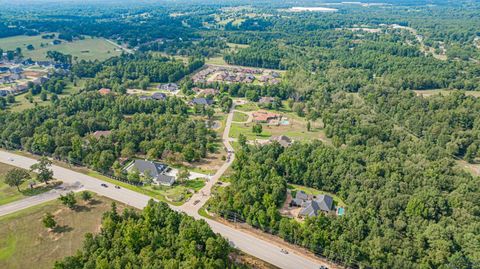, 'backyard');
0,194,128,269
